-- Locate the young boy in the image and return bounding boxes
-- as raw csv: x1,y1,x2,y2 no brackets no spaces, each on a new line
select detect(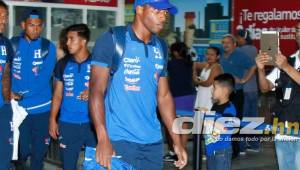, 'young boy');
204,73,236,170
